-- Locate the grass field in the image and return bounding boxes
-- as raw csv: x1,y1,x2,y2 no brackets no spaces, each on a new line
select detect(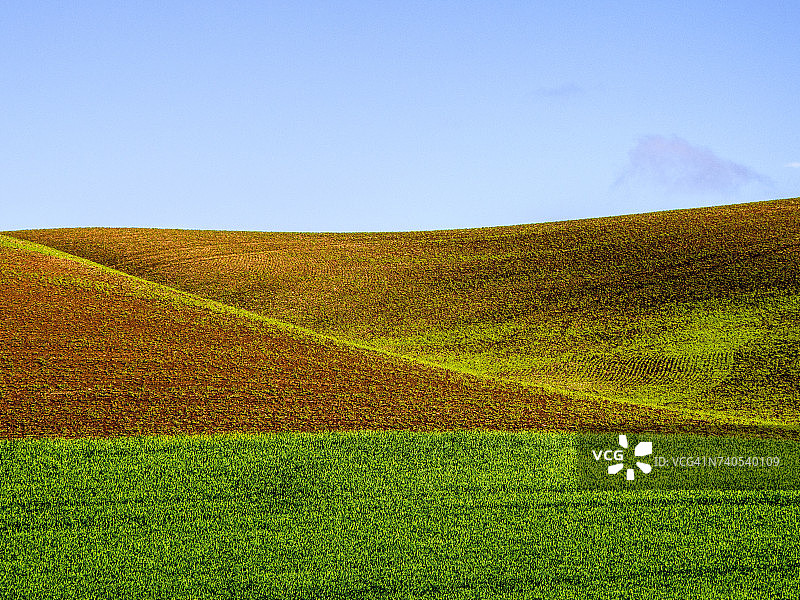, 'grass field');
2,198,800,598
3,432,799,600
